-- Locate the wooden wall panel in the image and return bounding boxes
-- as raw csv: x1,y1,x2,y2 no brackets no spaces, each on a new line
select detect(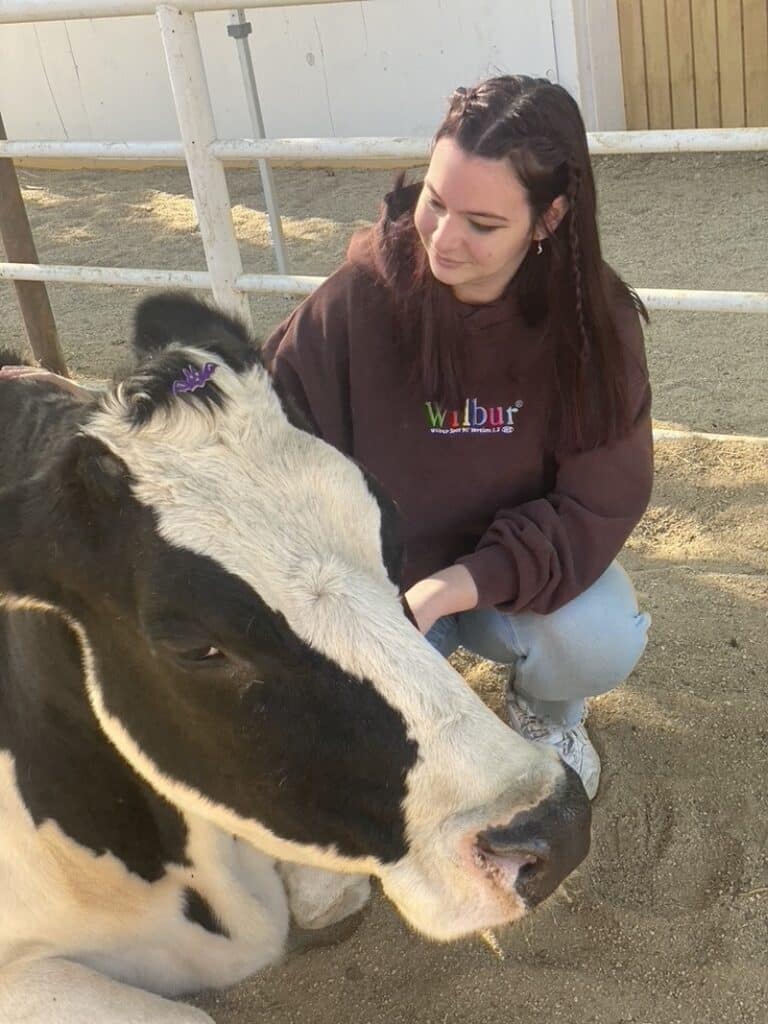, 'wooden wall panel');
666,0,697,126
743,0,768,125
643,0,673,127
617,0,649,129
691,0,721,127
618,0,767,129
717,0,745,126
